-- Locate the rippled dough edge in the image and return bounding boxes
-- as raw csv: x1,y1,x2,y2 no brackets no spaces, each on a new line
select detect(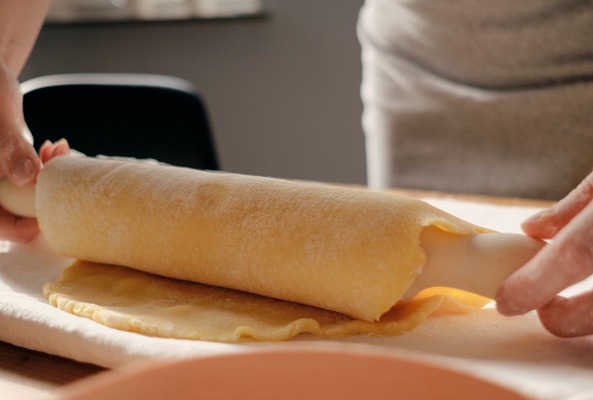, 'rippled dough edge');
43,260,491,343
